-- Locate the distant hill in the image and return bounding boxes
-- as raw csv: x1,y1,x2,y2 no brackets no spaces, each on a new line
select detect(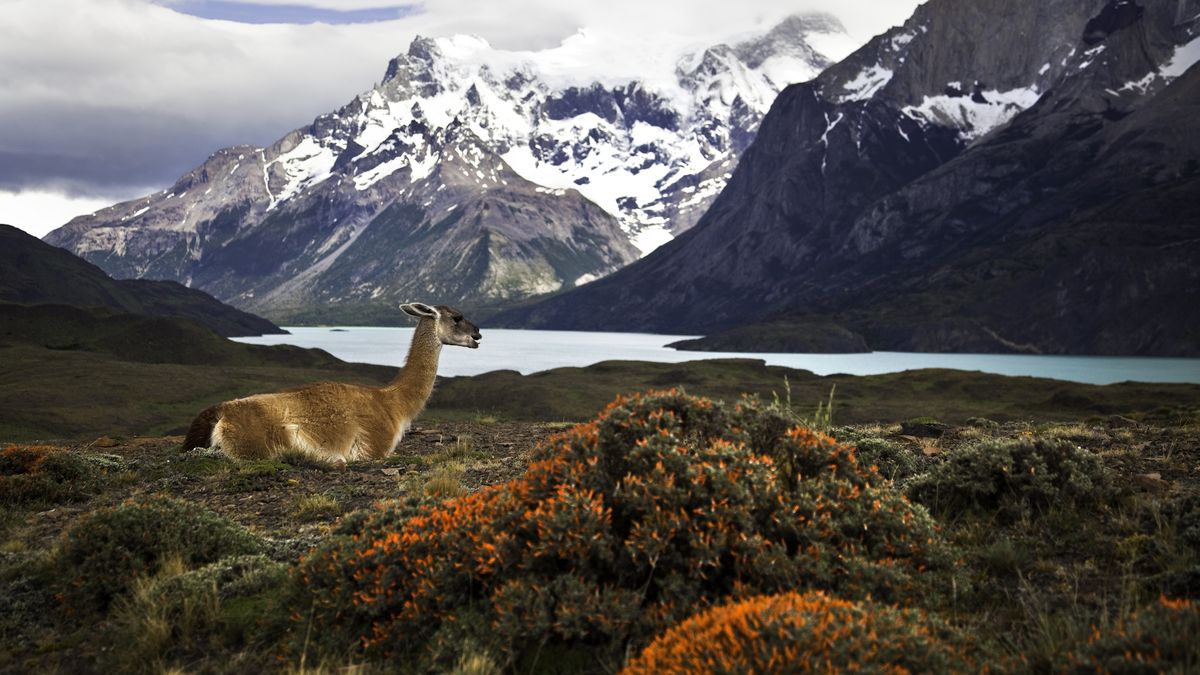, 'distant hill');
0,303,356,369
0,224,282,337
0,303,393,440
